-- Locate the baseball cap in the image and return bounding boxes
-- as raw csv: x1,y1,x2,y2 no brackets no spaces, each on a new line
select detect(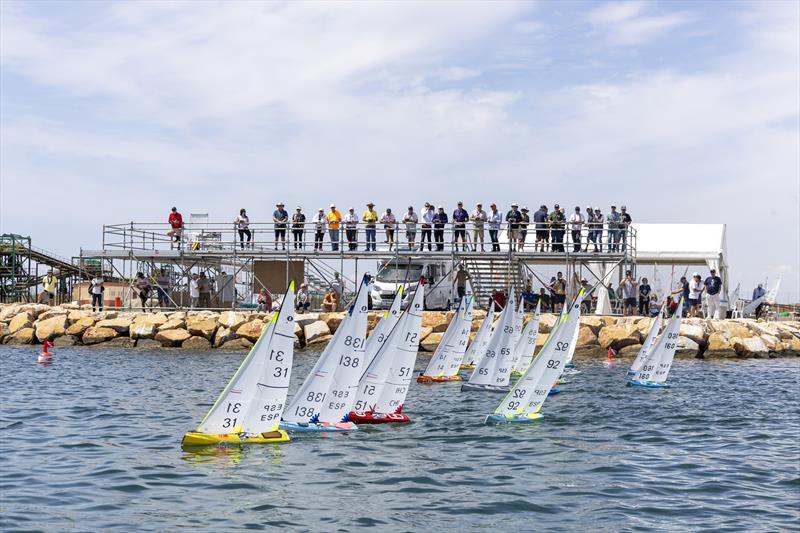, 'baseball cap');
318,207,324,211
296,206,301,210
330,203,336,208
521,206,529,211
554,203,560,208
490,203,497,208
621,205,627,209
511,202,518,207
408,205,414,209
611,205,617,208
437,205,444,209
457,201,463,205
348,206,354,210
